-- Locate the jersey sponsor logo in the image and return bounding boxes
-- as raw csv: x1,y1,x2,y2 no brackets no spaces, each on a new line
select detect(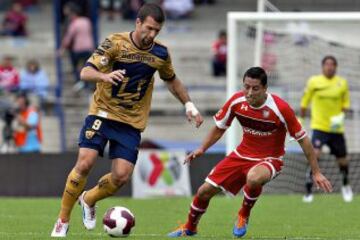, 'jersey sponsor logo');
119,51,155,64
243,126,273,136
